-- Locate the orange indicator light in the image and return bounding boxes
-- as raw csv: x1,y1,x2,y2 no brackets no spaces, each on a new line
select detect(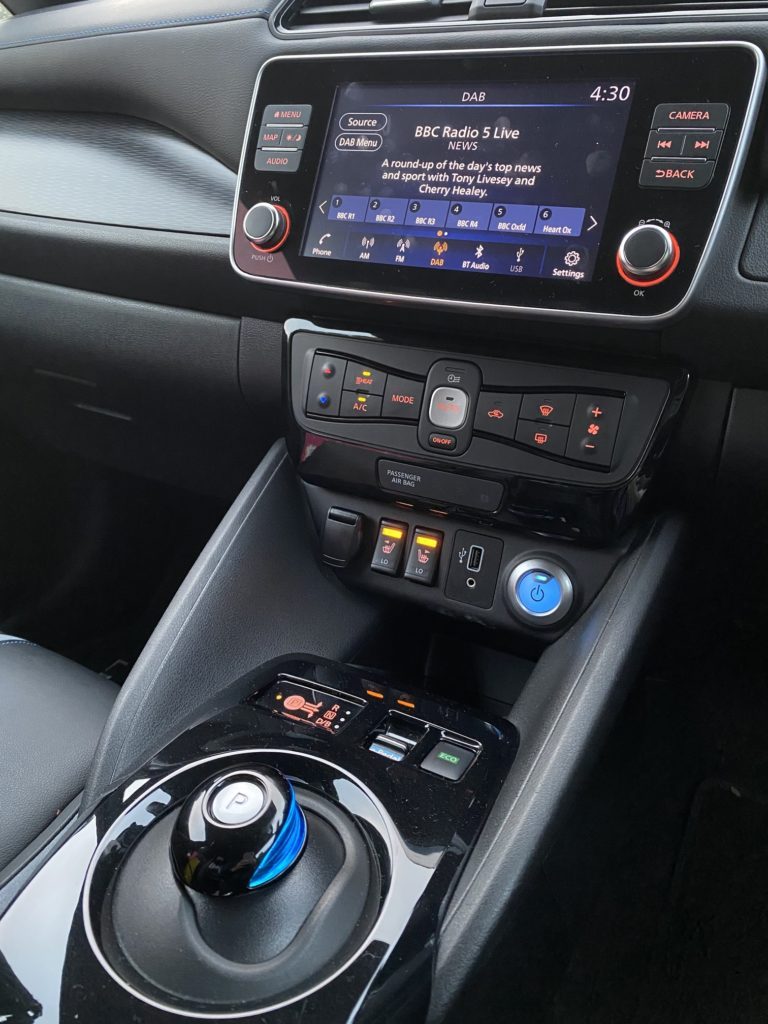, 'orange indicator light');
415,535,439,549
366,689,384,700
381,526,404,540
397,699,416,709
